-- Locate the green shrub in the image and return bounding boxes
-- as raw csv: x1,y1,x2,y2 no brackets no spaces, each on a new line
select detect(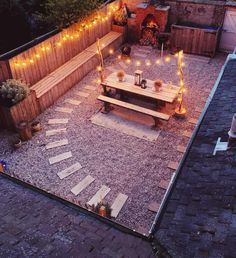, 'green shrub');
0,79,30,107
113,8,127,26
